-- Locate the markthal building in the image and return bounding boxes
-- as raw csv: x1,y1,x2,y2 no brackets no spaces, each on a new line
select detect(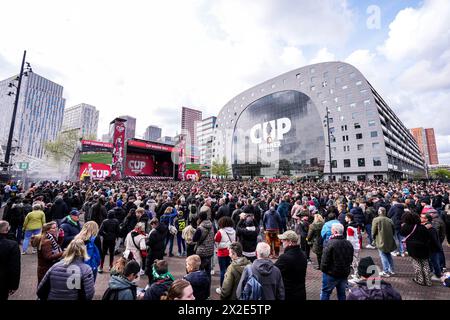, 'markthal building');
212,62,425,181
